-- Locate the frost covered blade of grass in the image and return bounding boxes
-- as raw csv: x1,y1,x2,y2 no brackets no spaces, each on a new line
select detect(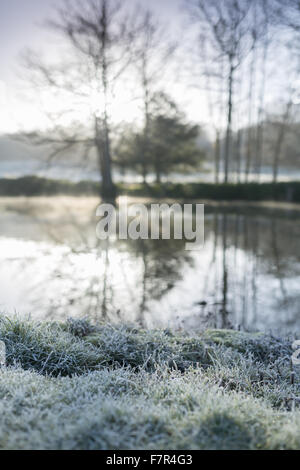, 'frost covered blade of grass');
0,317,299,450
0,317,213,375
